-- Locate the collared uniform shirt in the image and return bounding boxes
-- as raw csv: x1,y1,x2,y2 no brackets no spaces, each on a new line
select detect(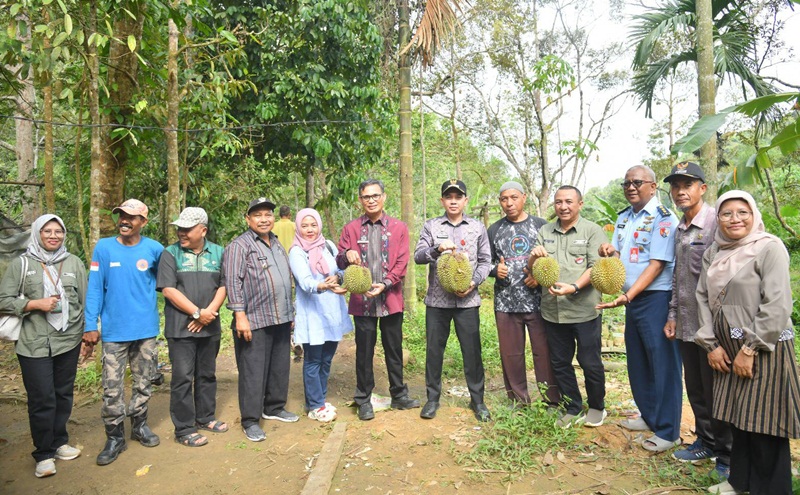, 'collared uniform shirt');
538,217,605,324
414,214,492,309
487,215,546,313
668,203,716,342
157,239,225,339
222,230,293,330
612,196,676,292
